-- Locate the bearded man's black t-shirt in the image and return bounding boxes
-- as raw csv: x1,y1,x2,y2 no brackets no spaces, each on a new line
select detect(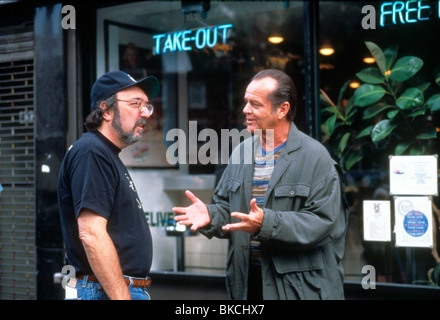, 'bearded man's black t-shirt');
57,131,152,277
